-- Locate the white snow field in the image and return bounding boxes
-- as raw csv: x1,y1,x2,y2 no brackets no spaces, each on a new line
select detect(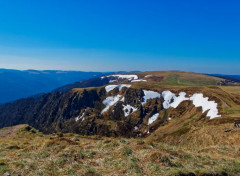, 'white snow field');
142,90,161,104
101,95,121,114
102,74,148,83
162,91,190,109
131,79,147,82
148,113,159,125
100,86,221,119
162,91,221,119
190,93,221,119
102,74,138,81
105,84,131,93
